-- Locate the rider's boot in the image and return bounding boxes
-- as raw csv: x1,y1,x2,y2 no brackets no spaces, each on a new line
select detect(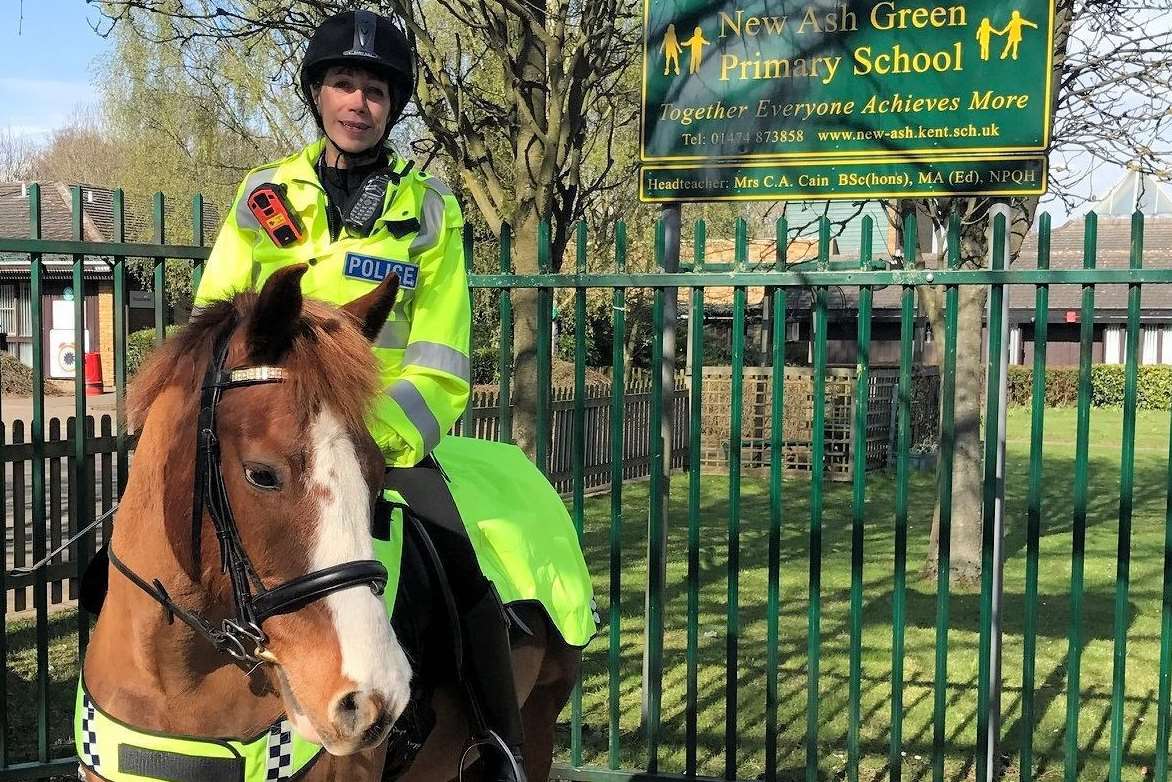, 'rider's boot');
462,586,527,782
